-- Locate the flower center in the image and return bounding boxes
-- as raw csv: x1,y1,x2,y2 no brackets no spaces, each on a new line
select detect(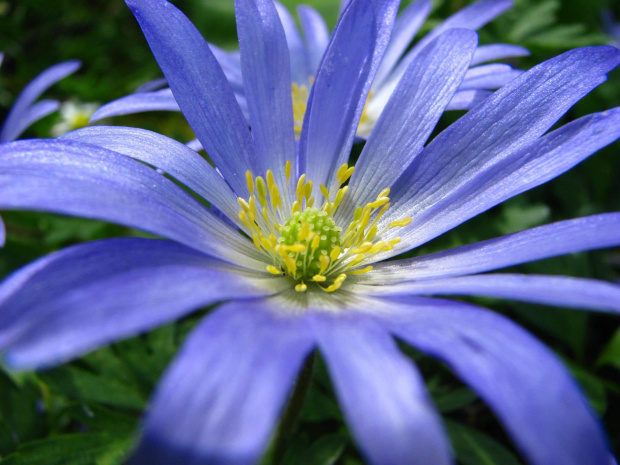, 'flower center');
237,161,411,293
